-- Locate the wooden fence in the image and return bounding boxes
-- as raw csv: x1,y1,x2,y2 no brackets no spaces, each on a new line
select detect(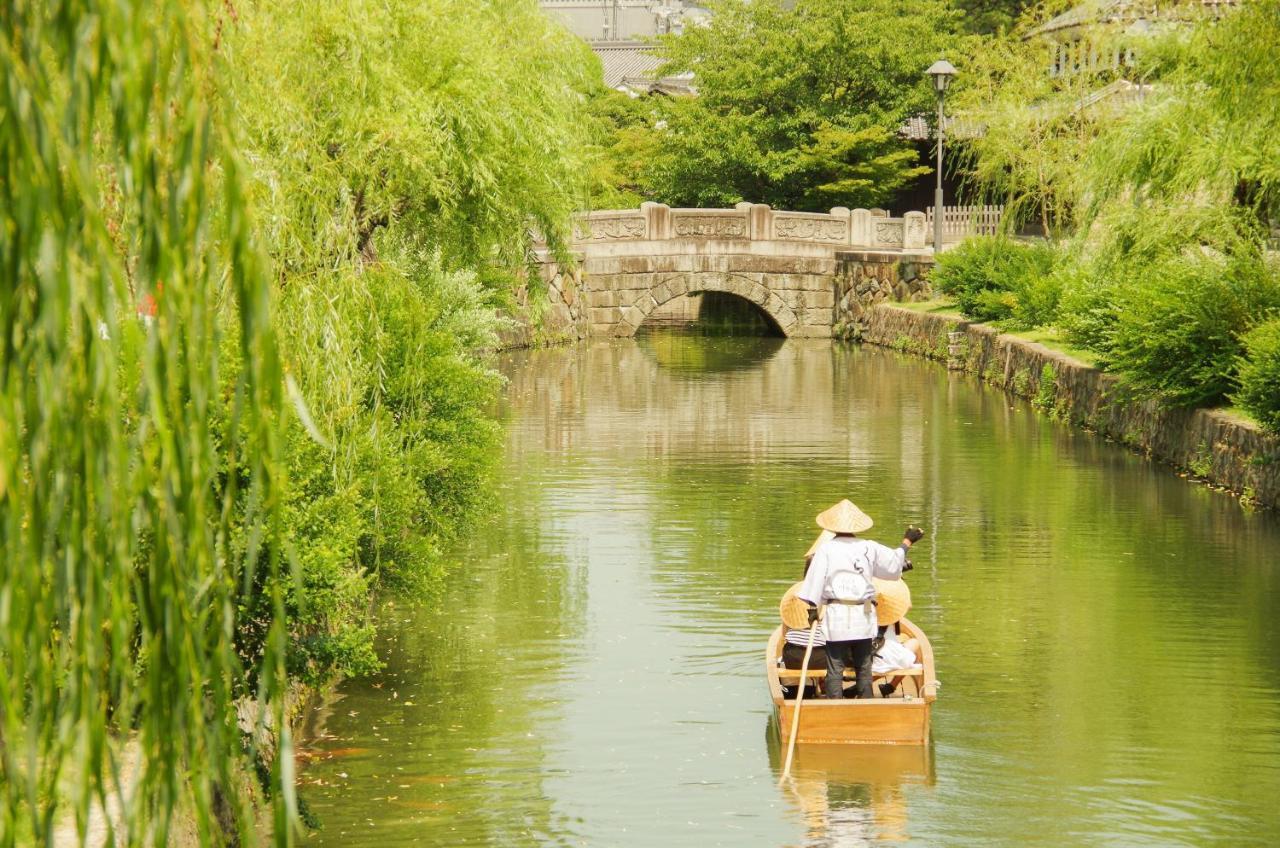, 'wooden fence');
924,205,1003,243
